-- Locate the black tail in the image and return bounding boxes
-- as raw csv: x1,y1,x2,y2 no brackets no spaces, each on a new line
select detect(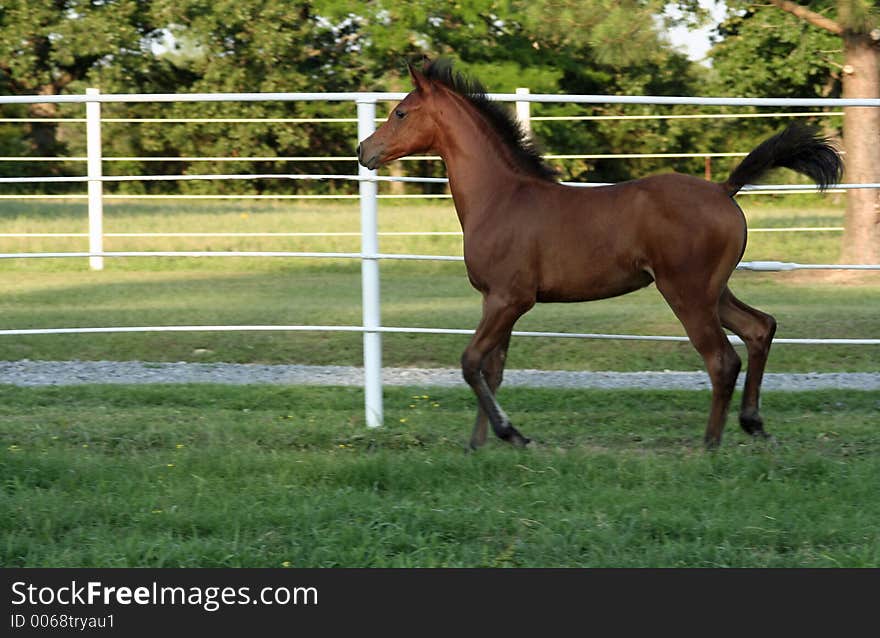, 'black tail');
722,124,843,196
